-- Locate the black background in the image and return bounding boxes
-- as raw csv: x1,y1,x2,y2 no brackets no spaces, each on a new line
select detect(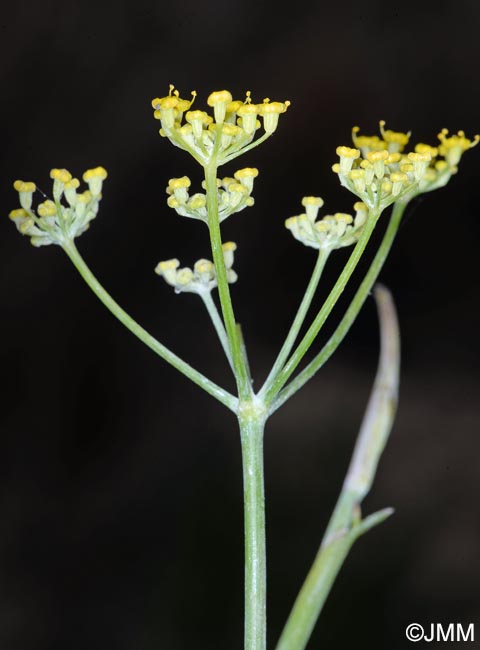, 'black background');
1,1,479,649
